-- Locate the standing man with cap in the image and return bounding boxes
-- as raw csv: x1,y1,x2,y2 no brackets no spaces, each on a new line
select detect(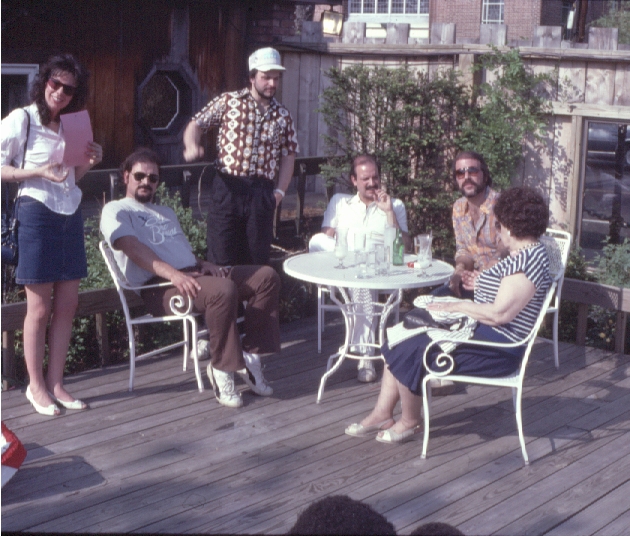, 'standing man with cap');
183,47,299,266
